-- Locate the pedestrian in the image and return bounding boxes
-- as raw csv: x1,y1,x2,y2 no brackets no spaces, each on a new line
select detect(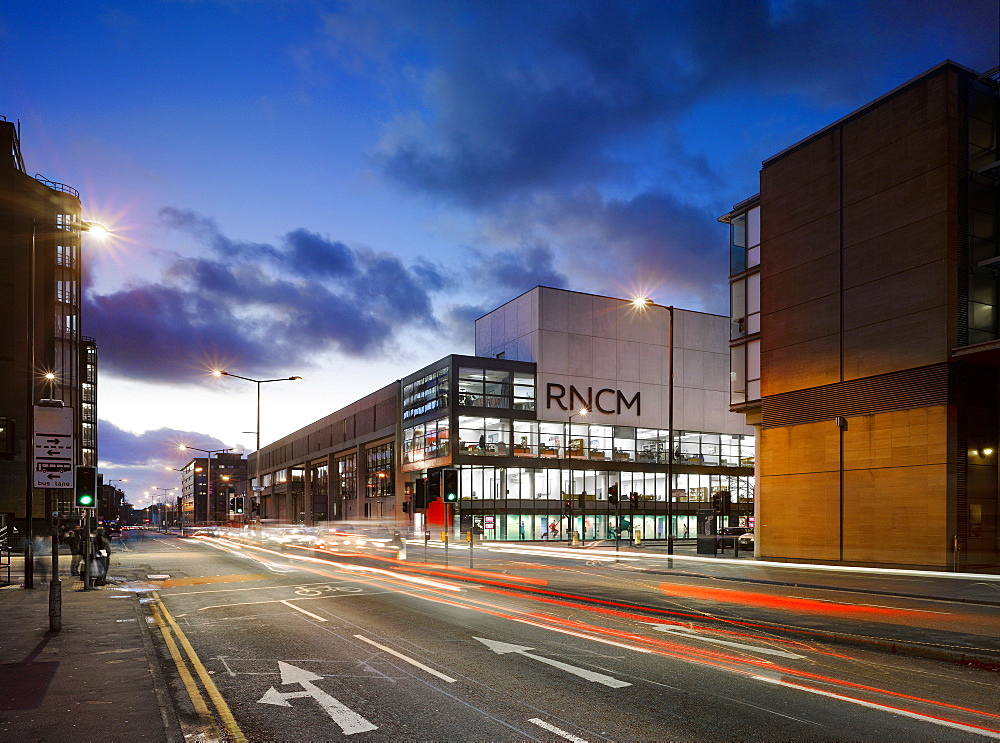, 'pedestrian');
94,527,112,586
31,533,49,583
63,528,82,577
